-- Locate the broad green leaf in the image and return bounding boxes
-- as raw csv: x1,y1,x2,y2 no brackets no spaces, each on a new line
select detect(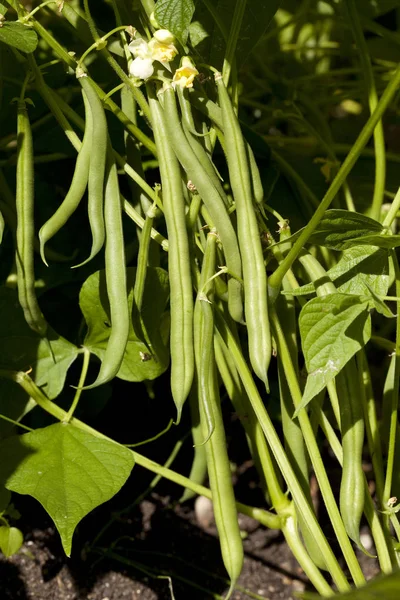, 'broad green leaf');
270,210,384,252
0,288,79,399
0,423,134,556
0,526,23,557
0,487,11,512
0,22,38,53
307,210,384,250
154,0,195,45
287,246,390,298
297,294,371,413
80,267,170,382
302,569,400,599
0,4,8,16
